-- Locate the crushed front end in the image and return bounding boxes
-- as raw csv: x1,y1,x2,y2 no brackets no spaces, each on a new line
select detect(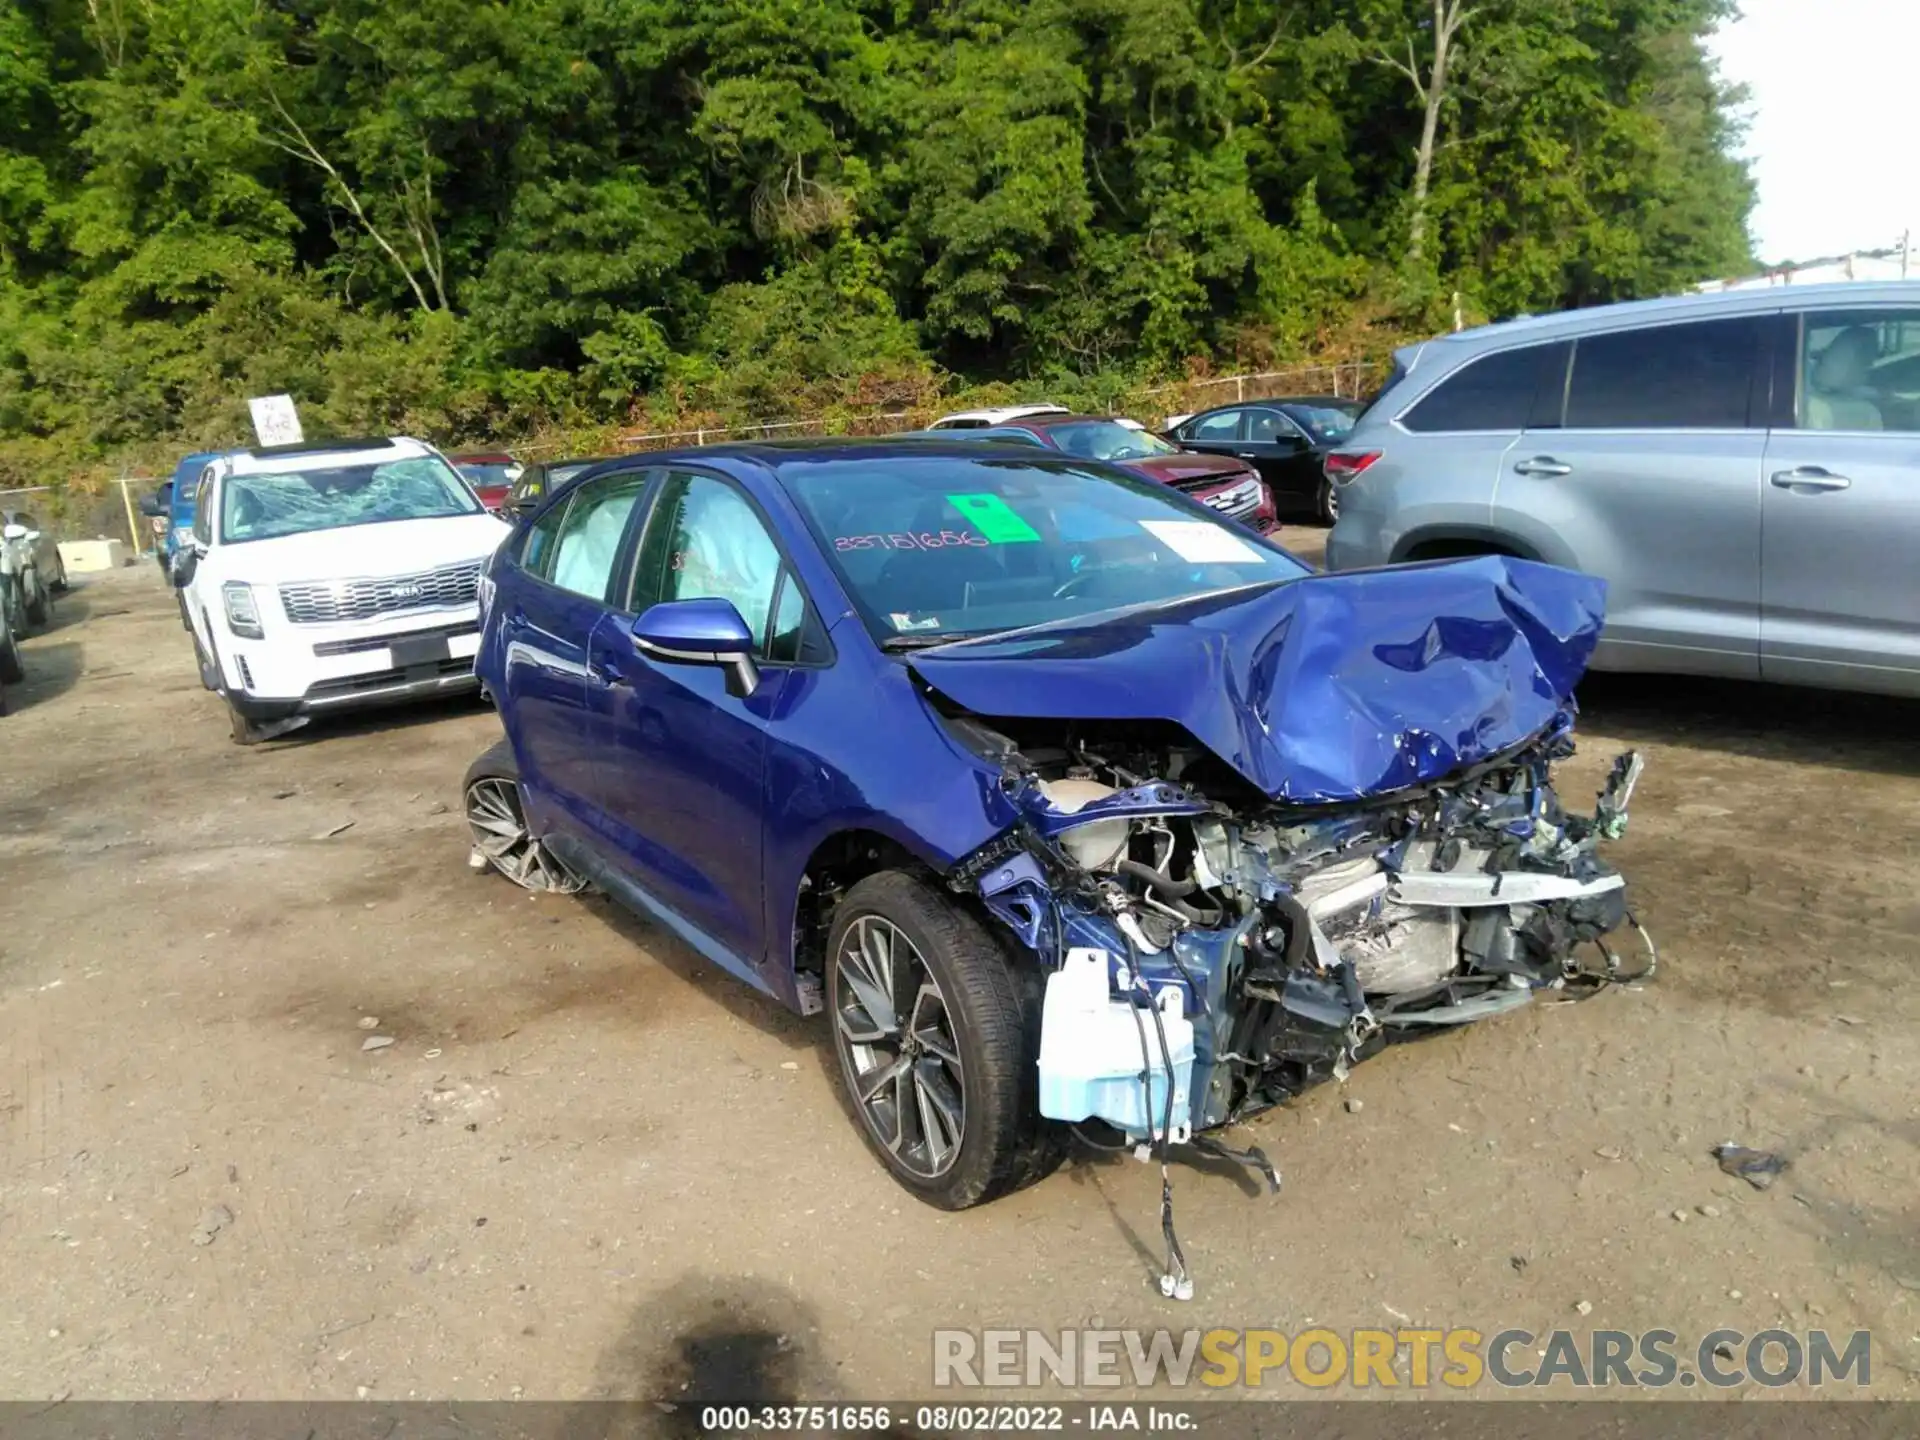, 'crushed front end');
950,720,1647,1142
916,556,1649,1149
